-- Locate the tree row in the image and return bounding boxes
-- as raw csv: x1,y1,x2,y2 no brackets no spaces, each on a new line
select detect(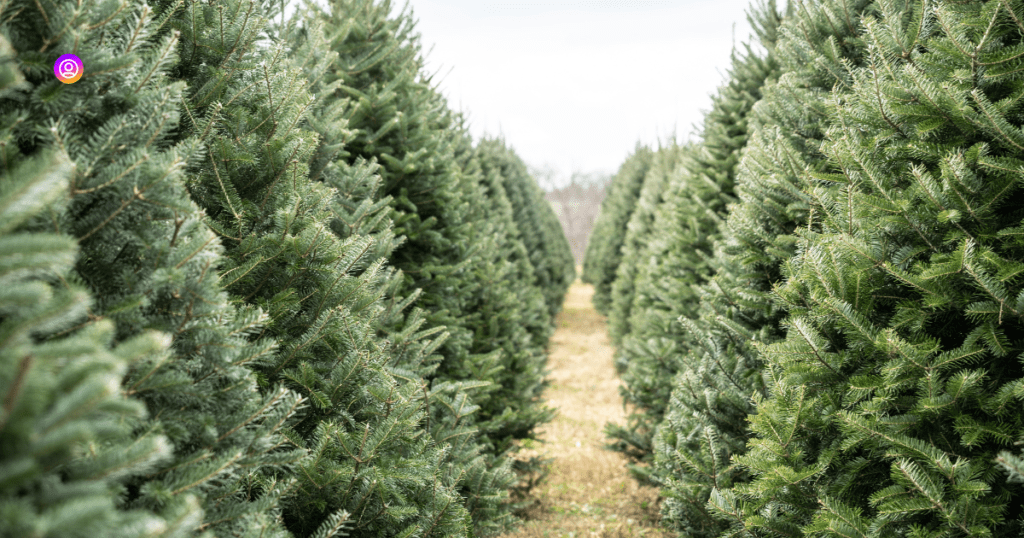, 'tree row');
0,0,574,536
586,0,1024,535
